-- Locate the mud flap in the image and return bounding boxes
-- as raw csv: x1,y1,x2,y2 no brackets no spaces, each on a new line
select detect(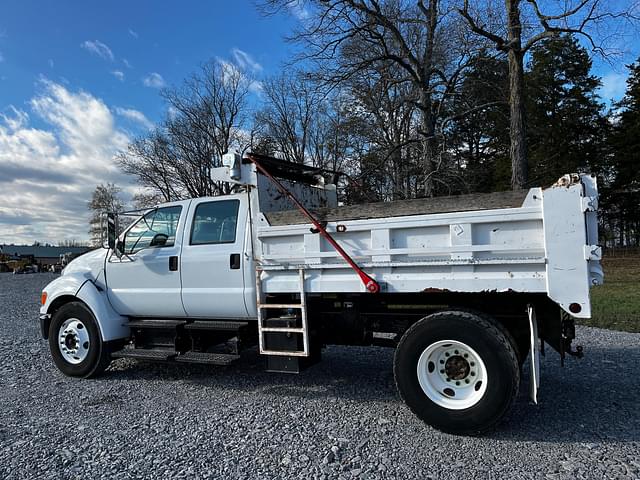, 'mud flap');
528,304,540,404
